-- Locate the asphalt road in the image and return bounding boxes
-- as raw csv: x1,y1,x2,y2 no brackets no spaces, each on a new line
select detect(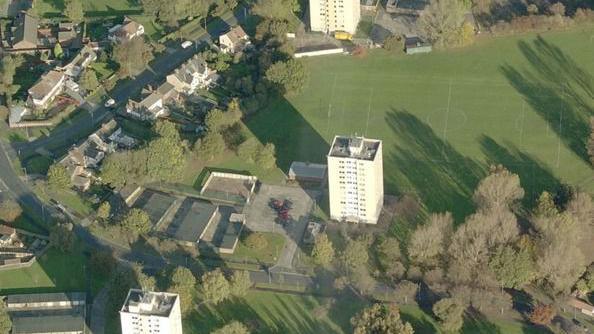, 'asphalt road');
14,8,244,158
